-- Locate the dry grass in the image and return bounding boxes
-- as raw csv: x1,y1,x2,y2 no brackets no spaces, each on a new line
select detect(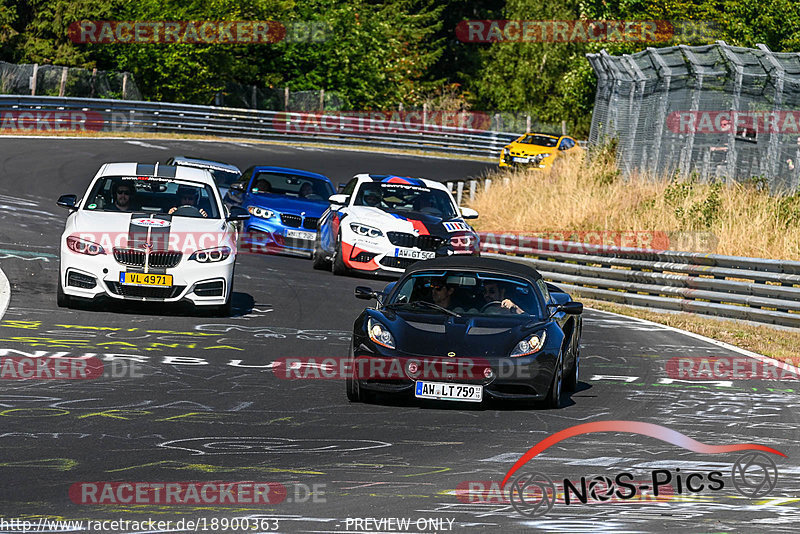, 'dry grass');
469,148,800,260
579,297,800,365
